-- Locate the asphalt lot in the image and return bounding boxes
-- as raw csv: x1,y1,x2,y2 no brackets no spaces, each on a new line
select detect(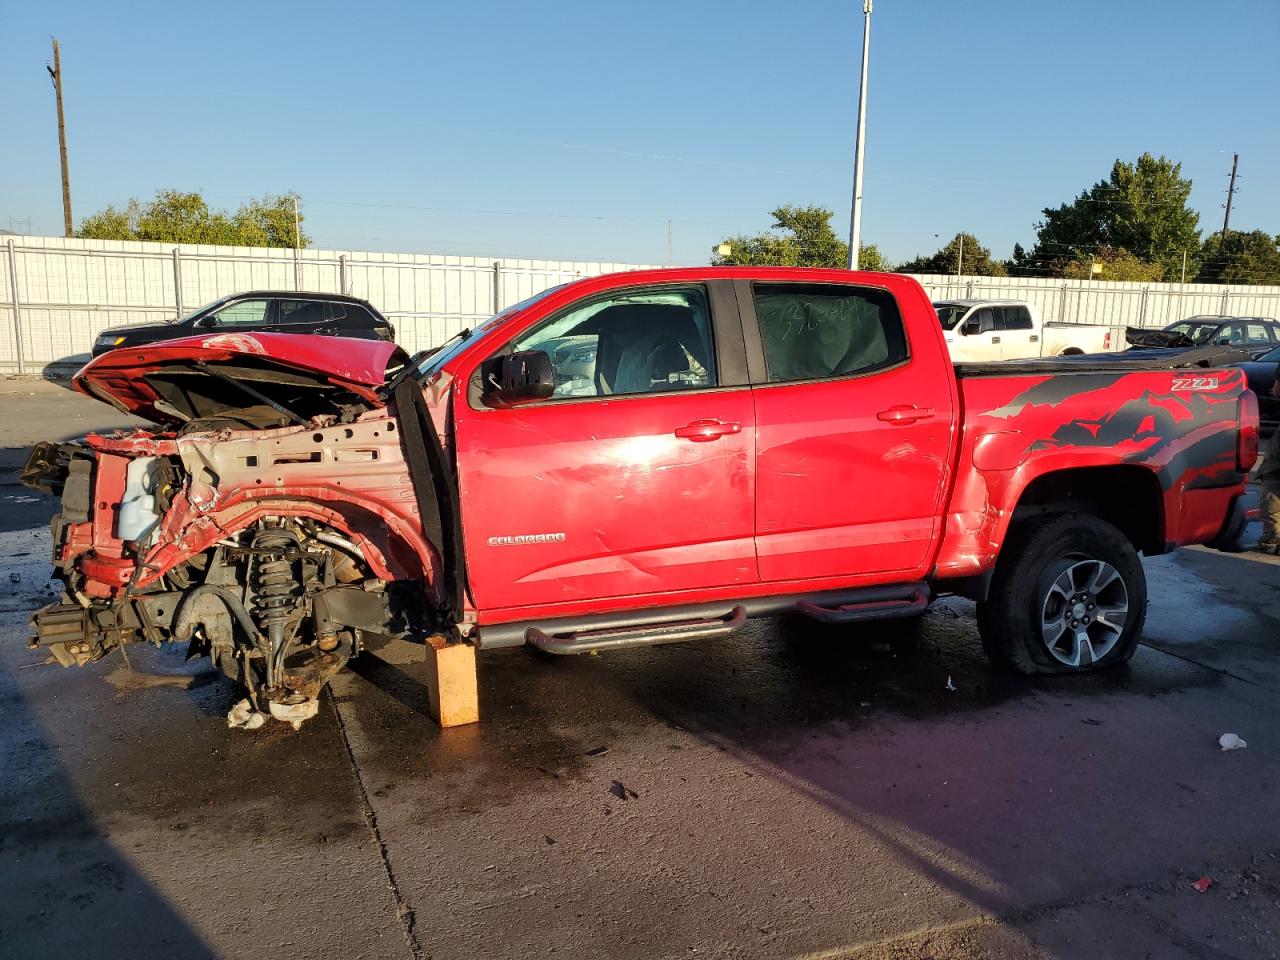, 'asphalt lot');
1,378,1279,960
